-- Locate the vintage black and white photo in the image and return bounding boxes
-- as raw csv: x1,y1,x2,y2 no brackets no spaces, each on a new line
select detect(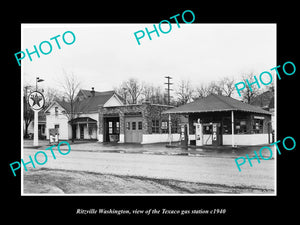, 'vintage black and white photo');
21,23,276,195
